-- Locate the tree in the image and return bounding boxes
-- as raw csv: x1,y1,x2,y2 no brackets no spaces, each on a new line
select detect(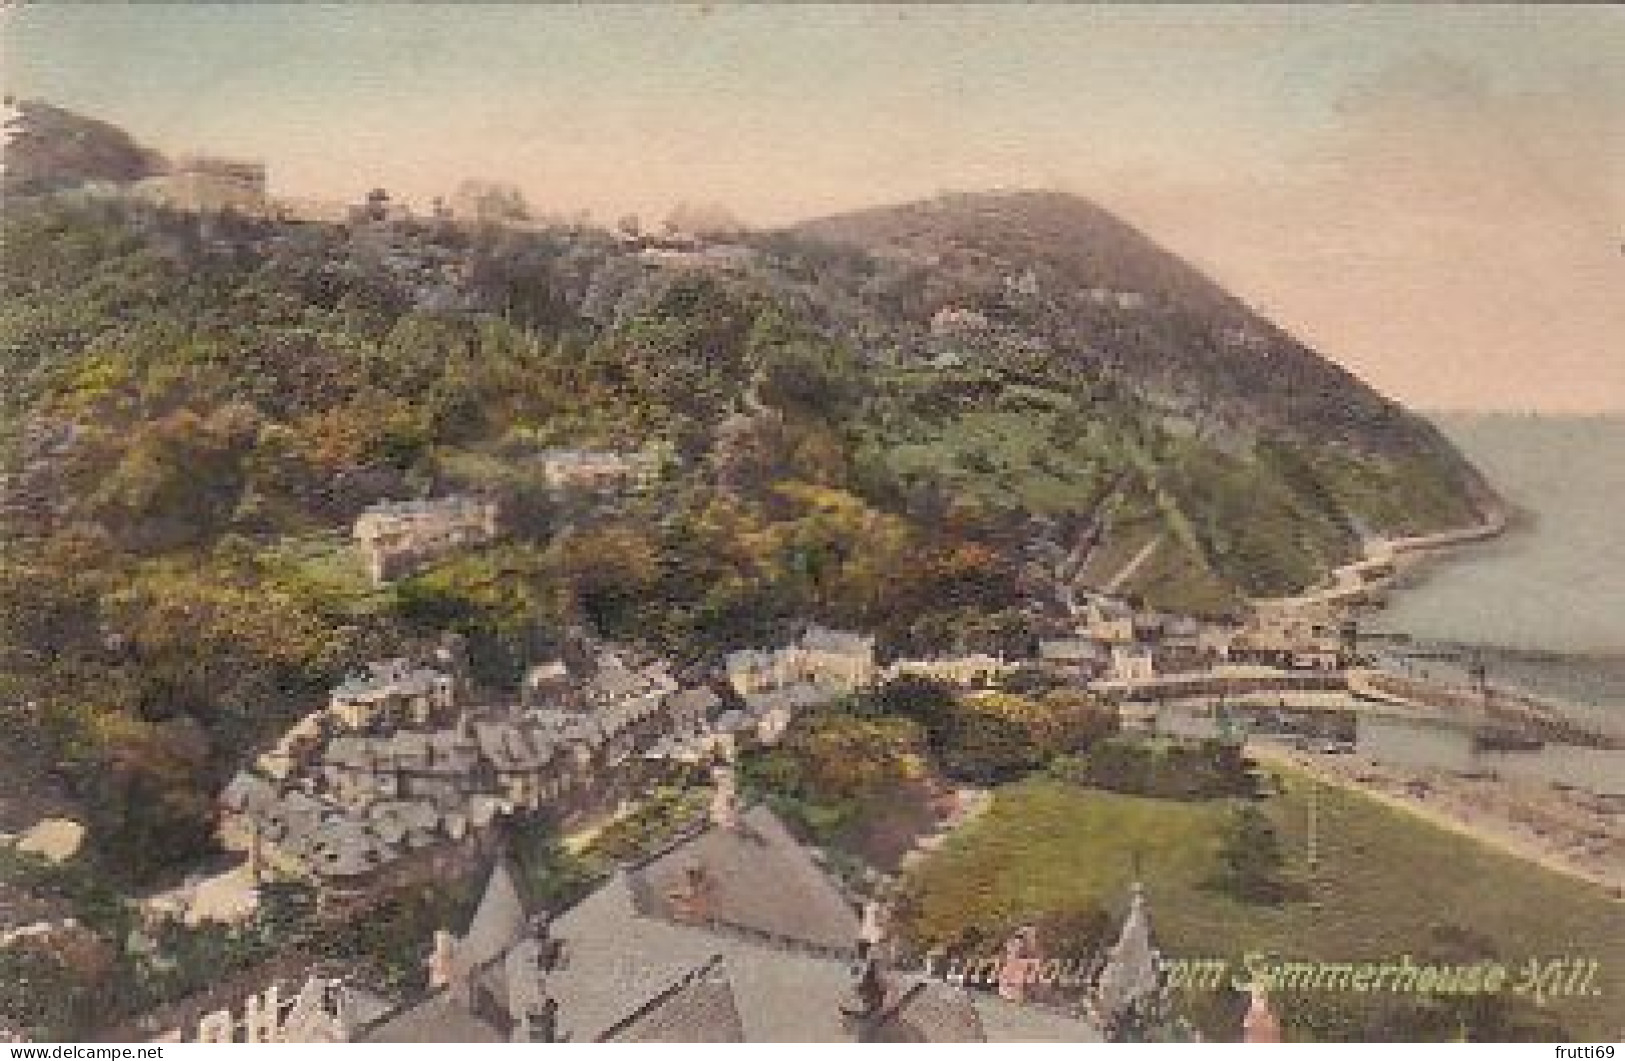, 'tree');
451,180,532,225
1212,804,1287,904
